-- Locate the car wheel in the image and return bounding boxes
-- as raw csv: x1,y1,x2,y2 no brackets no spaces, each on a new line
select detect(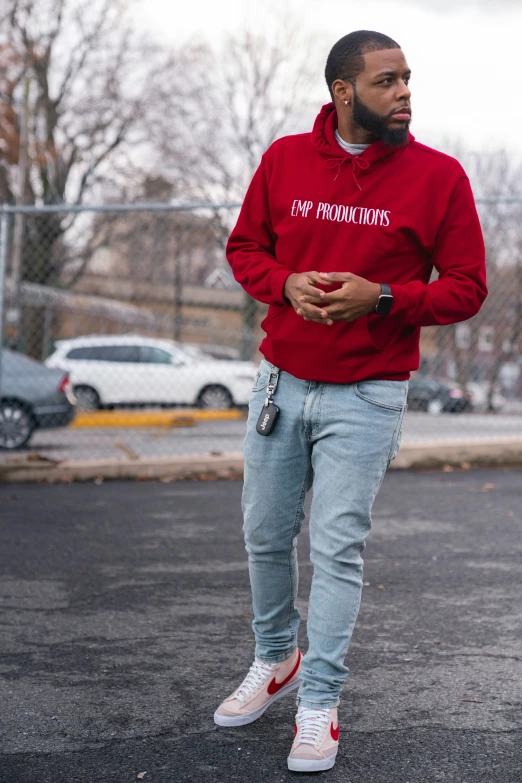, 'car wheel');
427,398,444,415
448,400,472,414
447,400,463,413
197,385,233,410
0,400,35,450
74,385,100,411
